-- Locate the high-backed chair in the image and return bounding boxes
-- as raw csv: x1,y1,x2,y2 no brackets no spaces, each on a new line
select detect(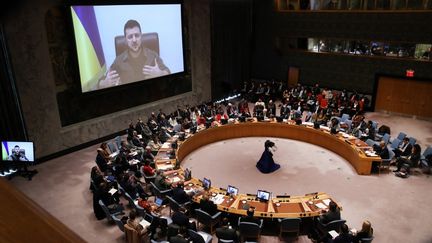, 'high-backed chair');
113,215,125,232
420,145,432,173
378,149,395,174
317,219,346,234
98,199,123,223
150,181,172,200
167,195,192,216
408,137,417,146
115,32,160,56
277,218,301,240
360,236,374,243
389,138,401,150
194,208,222,234
238,219,263,242
187,228,213,243
390,132,406,145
